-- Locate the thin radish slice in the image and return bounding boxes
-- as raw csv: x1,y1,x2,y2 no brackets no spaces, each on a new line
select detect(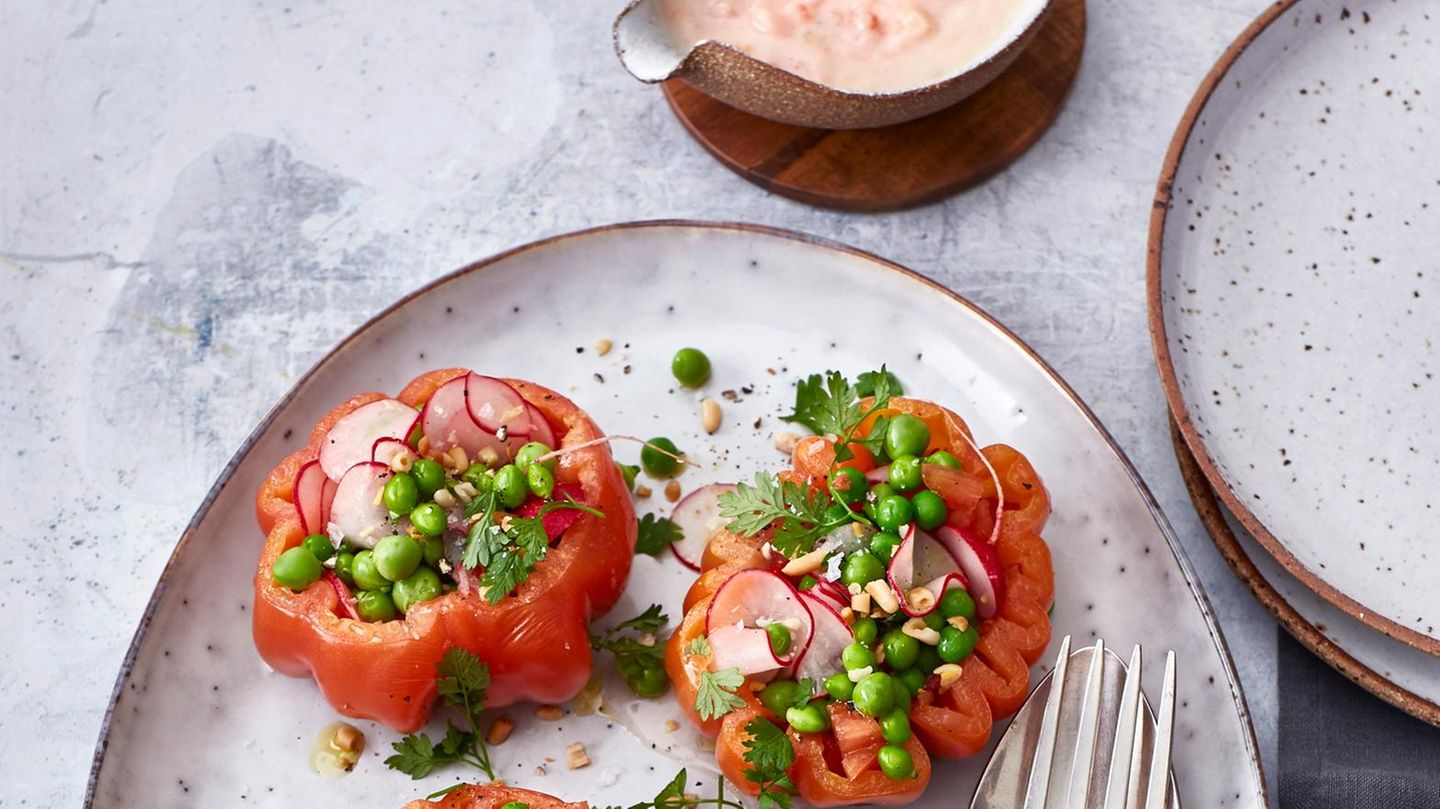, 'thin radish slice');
887,525,968,617
422,373,510,462
516,484,587,541
708,625,786,676
319,477,337,529
810,578,851,613
465,374,533,437
669,483,737,571
938,526,1004,619
323,571,360,620
505,402,557,456
705,569,814,669
942,411,1005,546
864,465,891,484
371,436,417,470
318,398,420,481
329,462,395,550
794,593,855,690
293,460,329,535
